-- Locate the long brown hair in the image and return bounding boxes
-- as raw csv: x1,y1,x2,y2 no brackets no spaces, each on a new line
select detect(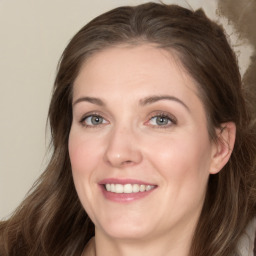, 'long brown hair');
1,3,256,256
